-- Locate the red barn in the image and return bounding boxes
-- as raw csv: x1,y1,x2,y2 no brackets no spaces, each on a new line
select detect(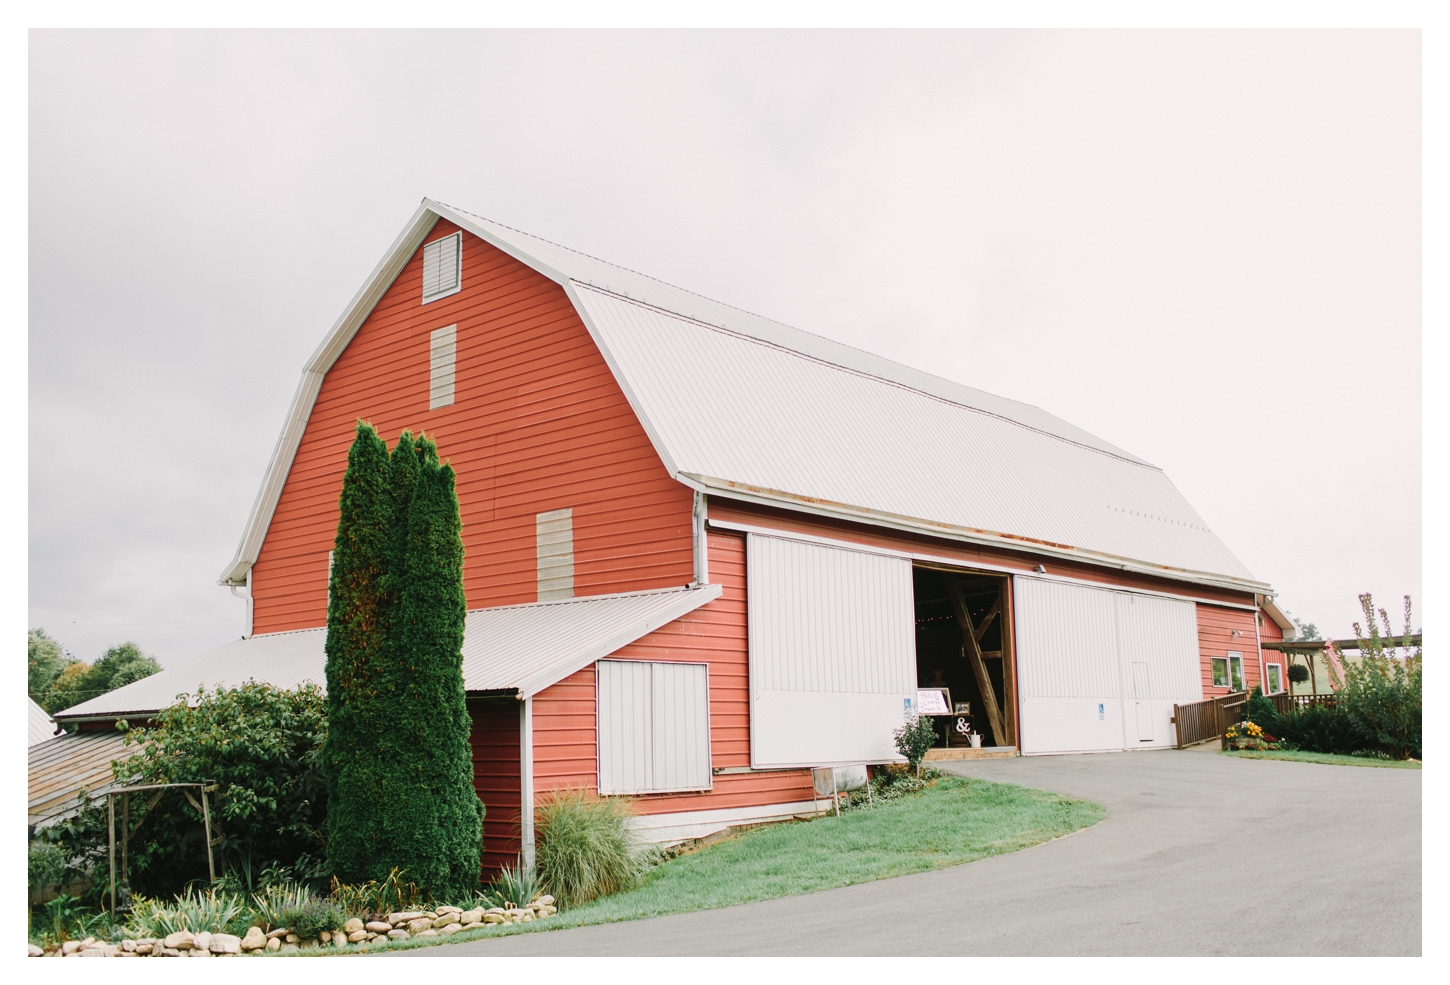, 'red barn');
60,199,1295,875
